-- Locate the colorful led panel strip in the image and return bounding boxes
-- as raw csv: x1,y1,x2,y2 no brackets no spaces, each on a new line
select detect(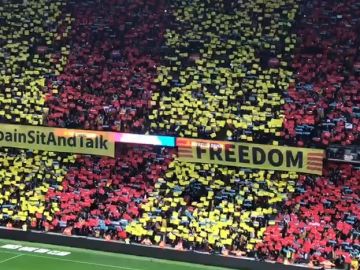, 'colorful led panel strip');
115,133,175,147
